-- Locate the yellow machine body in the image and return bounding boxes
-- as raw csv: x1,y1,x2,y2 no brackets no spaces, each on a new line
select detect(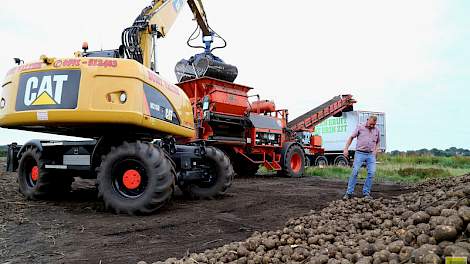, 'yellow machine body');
0,57,195,139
